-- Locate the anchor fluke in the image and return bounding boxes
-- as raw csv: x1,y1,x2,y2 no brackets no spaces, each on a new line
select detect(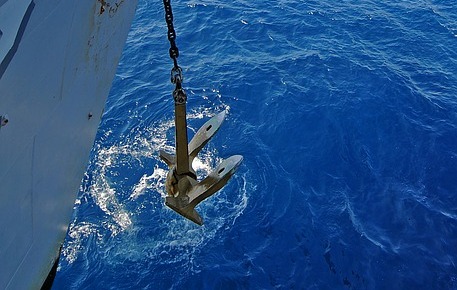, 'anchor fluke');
159,150,175,167
188,110,226,159
187,155,243,207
